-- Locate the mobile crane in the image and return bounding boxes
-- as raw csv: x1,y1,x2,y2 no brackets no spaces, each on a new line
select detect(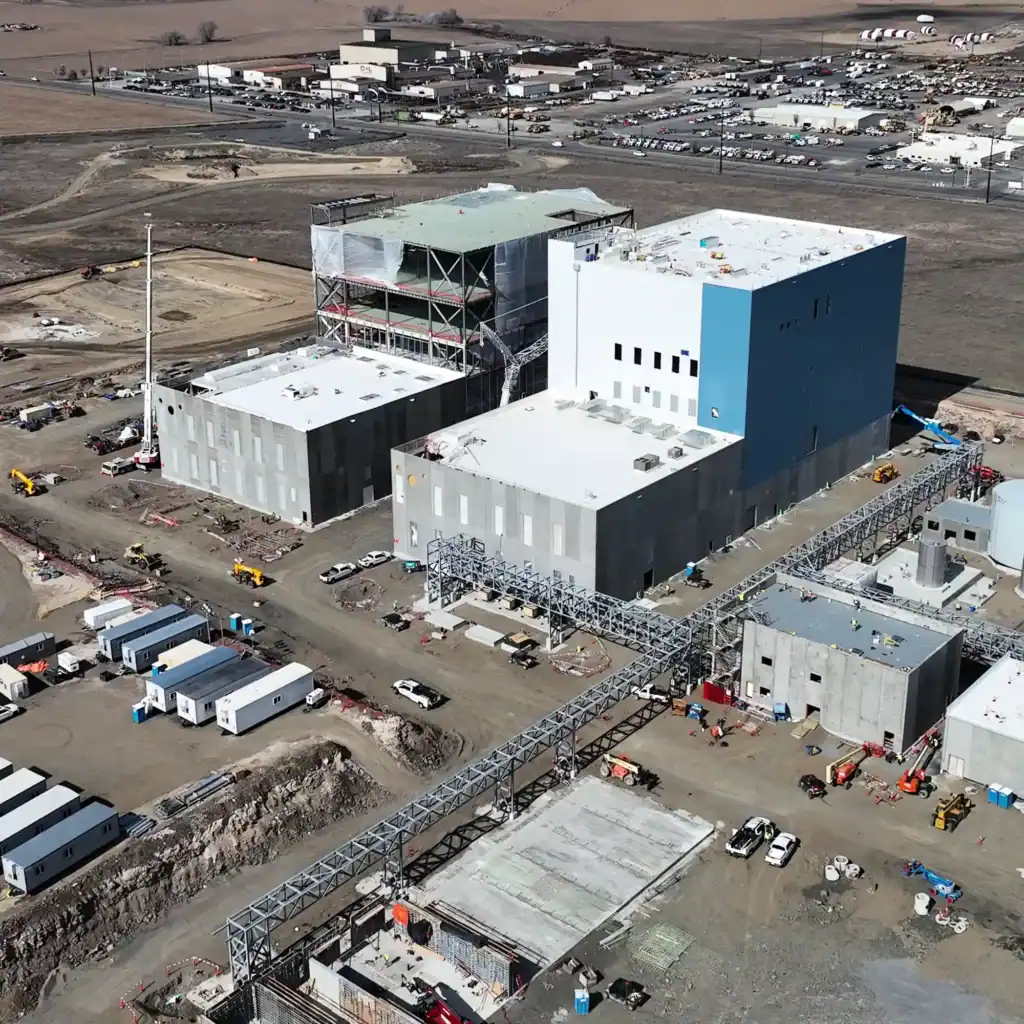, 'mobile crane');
133,217,160,472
